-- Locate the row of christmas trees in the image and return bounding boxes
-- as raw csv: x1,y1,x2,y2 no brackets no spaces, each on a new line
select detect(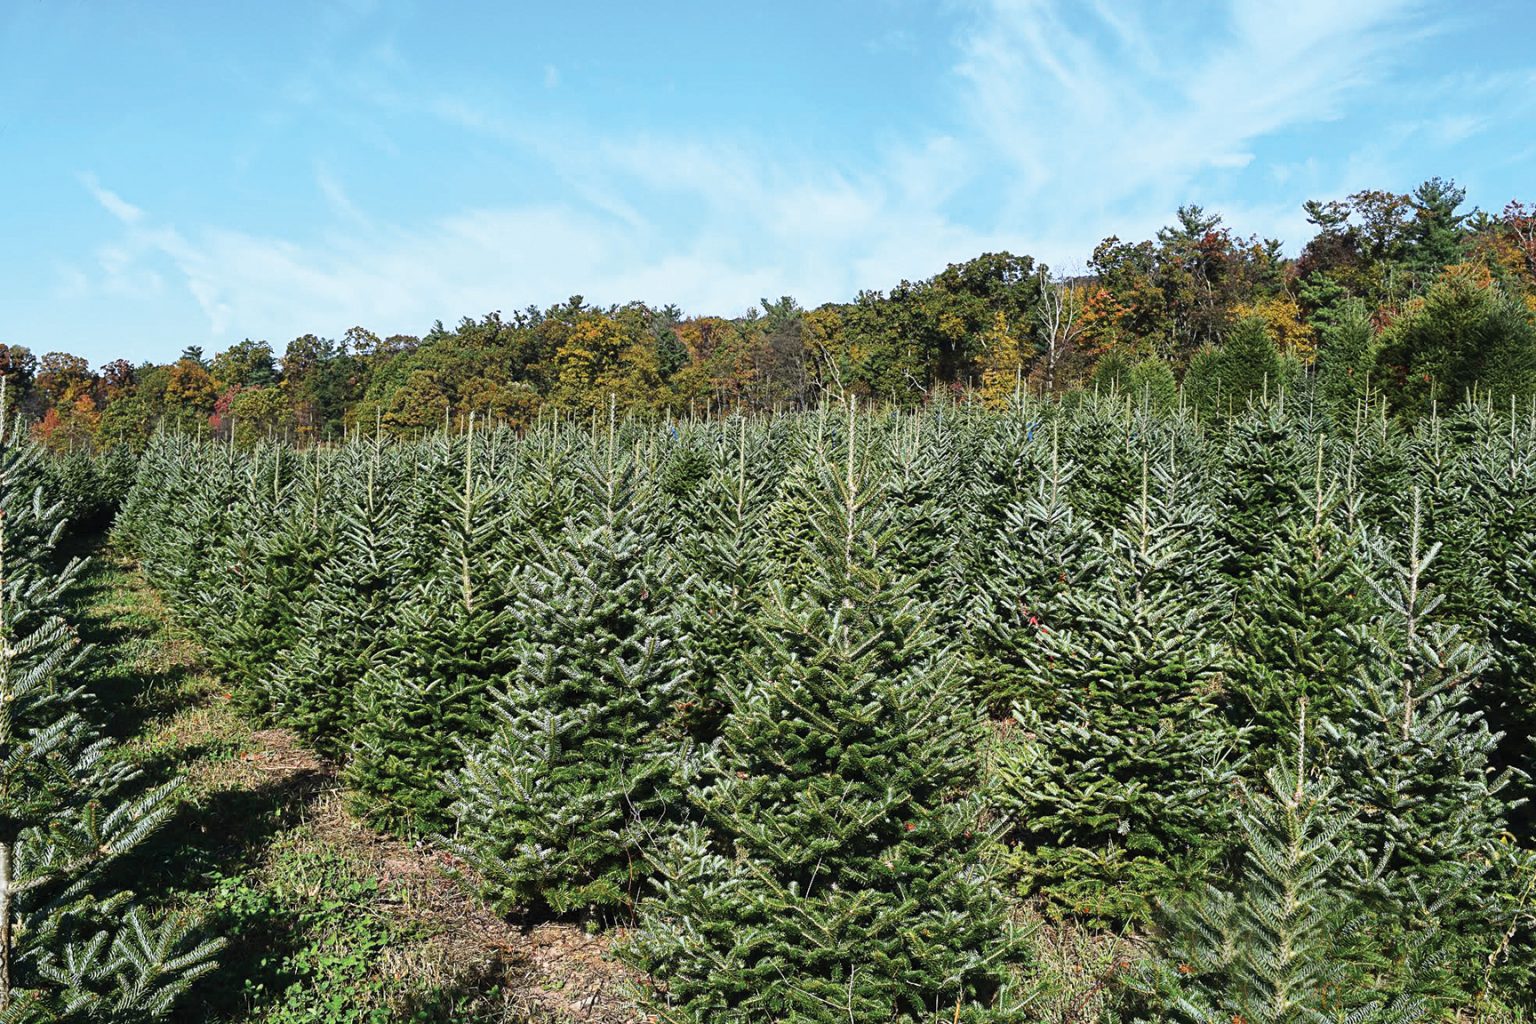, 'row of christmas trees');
117,390,1536,1020
0,411,218,1020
